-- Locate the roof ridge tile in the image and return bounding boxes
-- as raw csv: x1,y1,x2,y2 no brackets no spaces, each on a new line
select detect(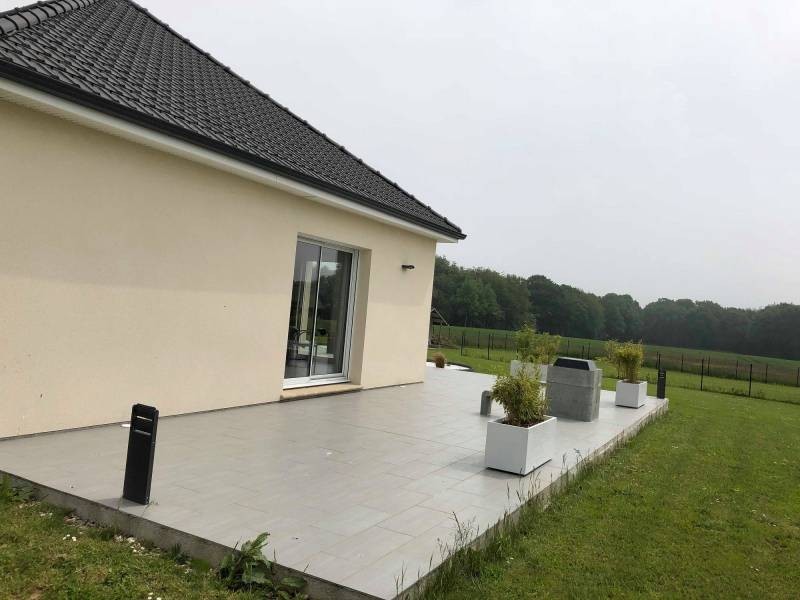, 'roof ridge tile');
0,0,101,36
